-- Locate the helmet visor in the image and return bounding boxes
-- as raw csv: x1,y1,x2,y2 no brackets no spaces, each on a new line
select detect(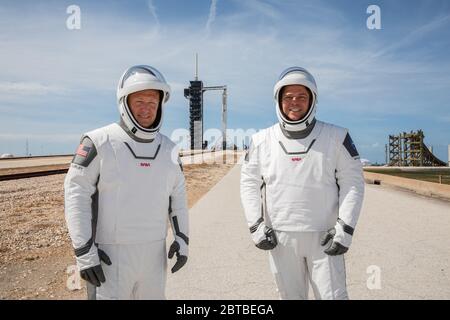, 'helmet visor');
119,65,167,90
278,66,316,87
